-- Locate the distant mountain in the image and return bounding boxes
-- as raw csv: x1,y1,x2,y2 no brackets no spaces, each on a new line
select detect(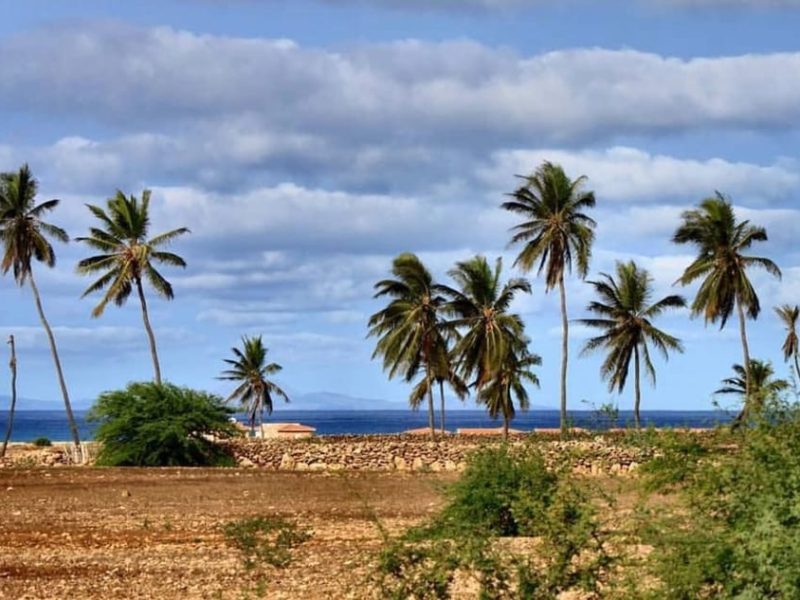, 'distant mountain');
289,390,555,411
0,394,93,411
